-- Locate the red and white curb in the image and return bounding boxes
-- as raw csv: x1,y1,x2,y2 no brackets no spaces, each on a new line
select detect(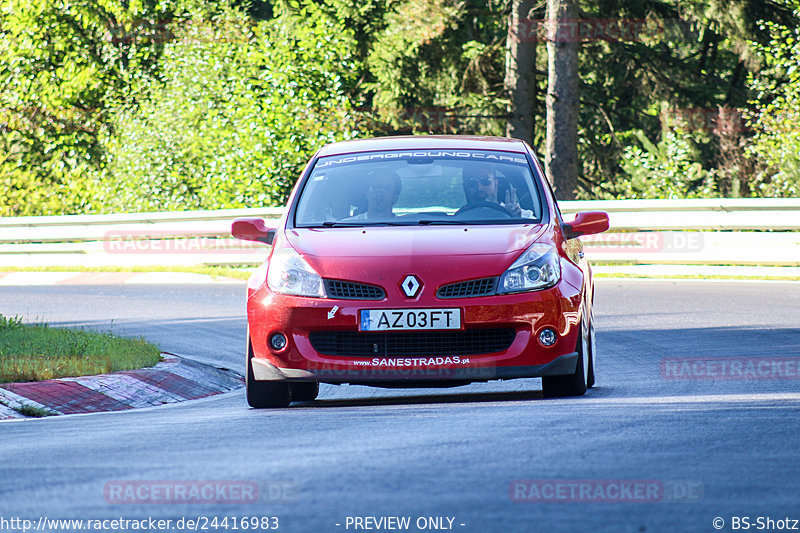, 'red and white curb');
0,355,243,420
0,272,244,285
